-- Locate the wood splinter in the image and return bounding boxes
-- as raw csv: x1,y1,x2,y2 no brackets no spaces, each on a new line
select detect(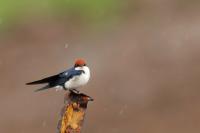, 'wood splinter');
57,90,93,133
